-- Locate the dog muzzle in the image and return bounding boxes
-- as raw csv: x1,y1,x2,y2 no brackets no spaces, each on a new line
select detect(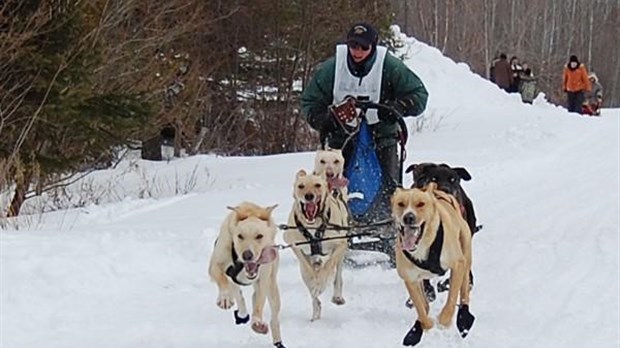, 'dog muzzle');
241,246,279,280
